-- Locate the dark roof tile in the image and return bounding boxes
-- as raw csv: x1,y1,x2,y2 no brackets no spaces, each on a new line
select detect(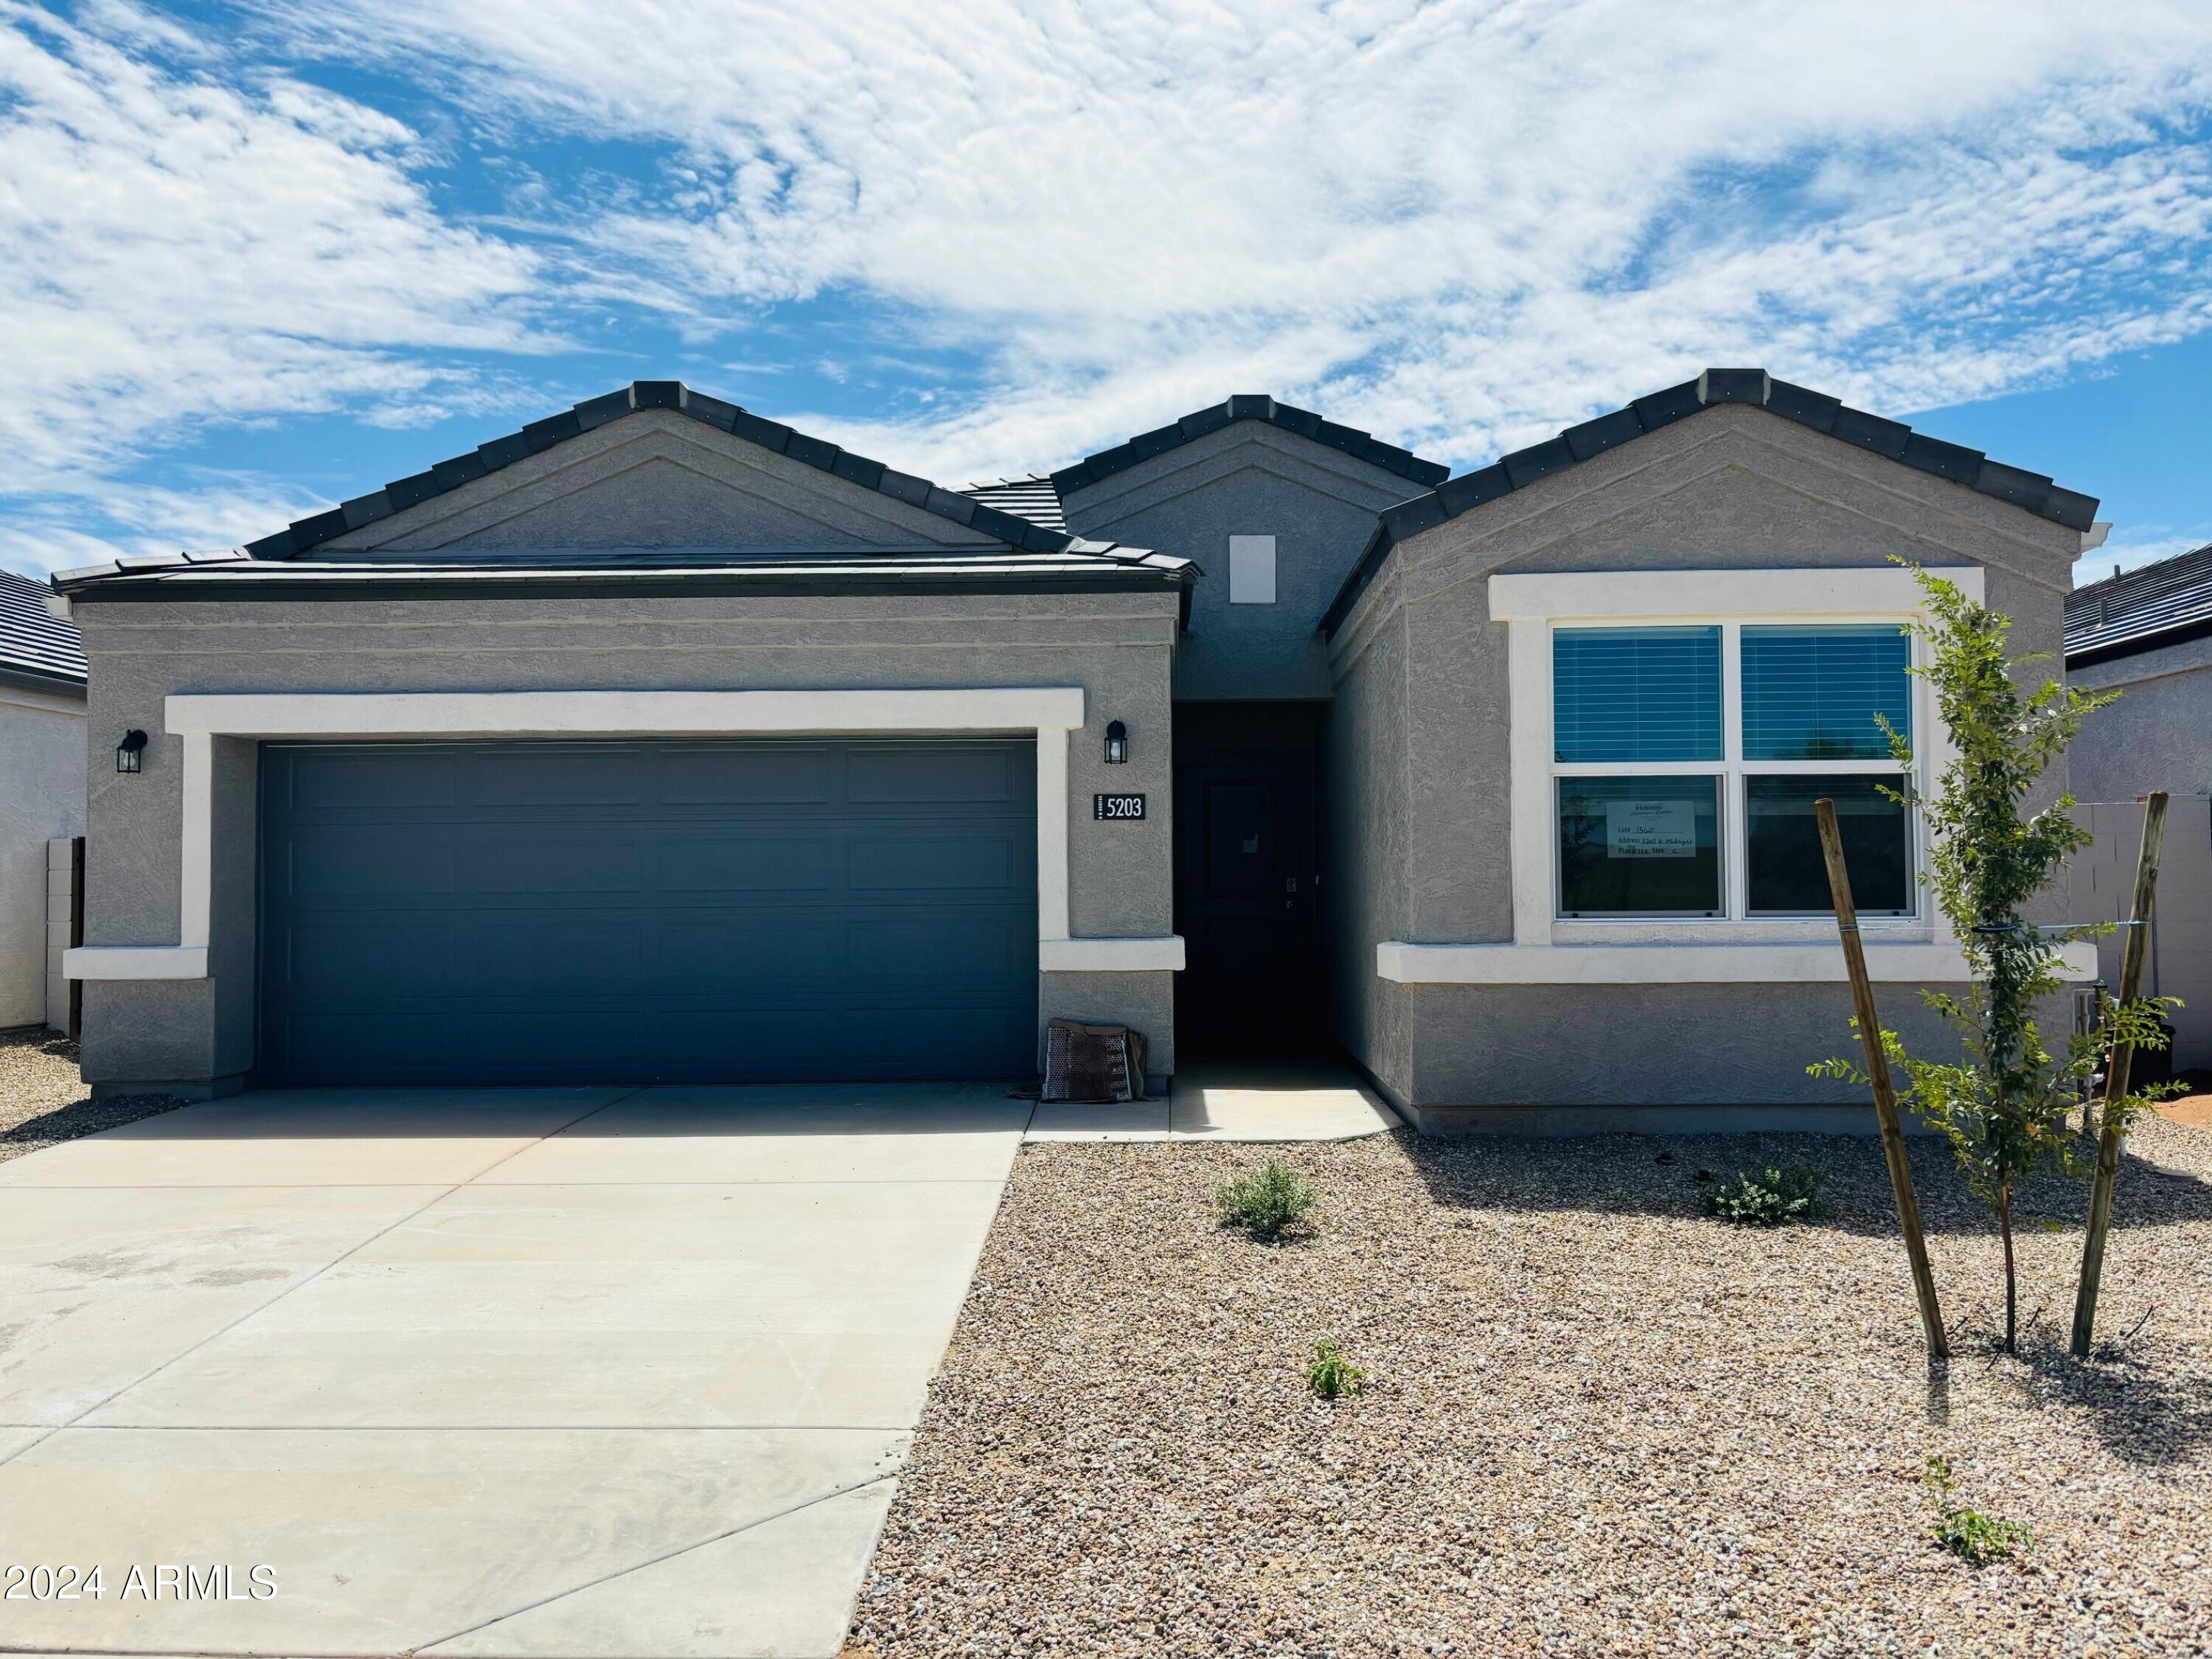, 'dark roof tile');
1323,366,2102,637
1059,394,1449,495
0,568,87,691
957,475,1065,532
223,383,1095,563
2067,541,2212,665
